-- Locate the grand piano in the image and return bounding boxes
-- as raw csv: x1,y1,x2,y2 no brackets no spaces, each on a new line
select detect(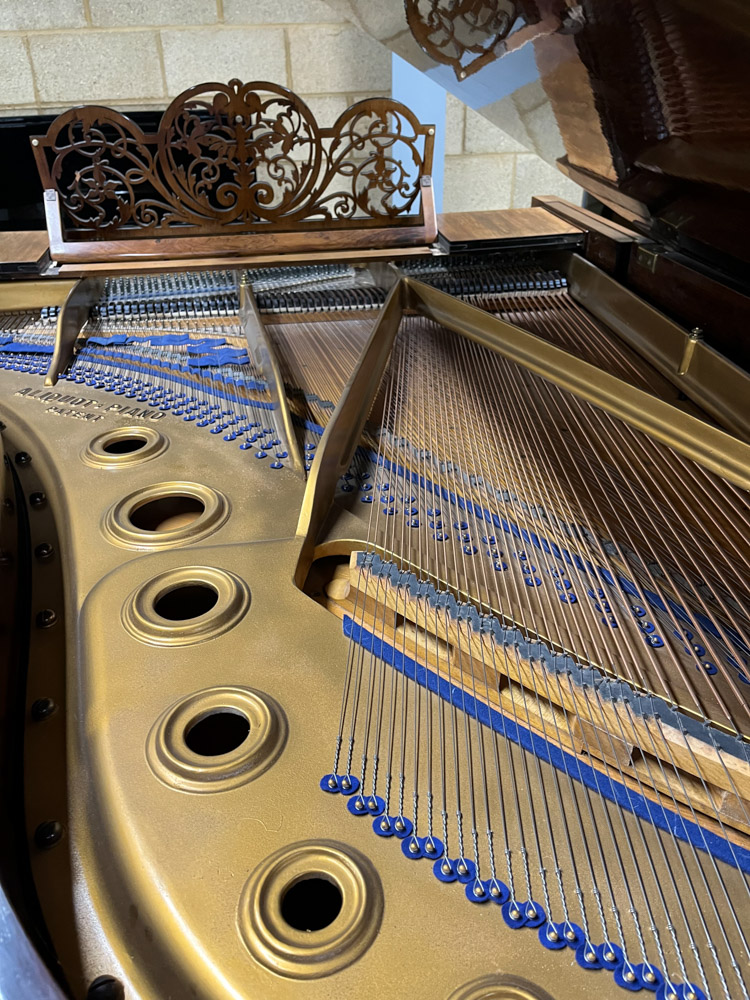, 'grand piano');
0,3,748,1000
